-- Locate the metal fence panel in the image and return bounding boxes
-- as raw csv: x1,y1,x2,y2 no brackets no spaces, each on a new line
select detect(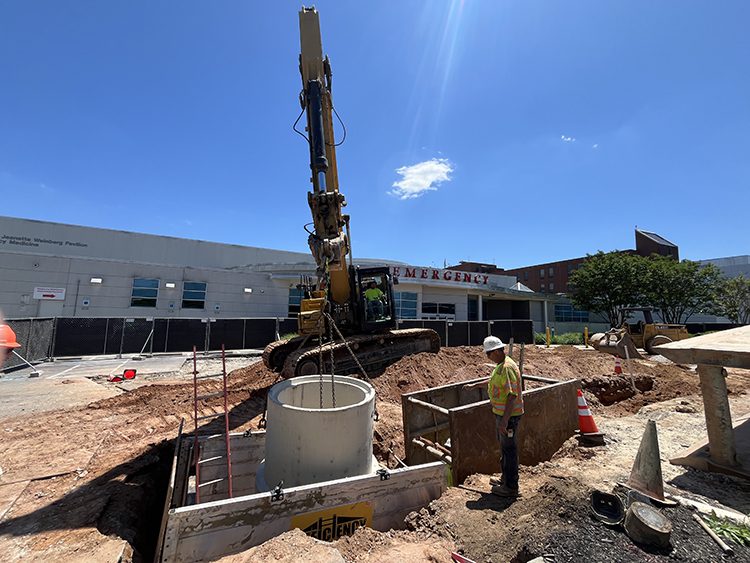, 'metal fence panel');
447,322,469,347
104,318,123,355
468,321,489,346
153,319,169,353
511,320,534,344
210,319,246,350
164,319,206,352
54,318,108,357
244,319,277,349
122,318,156,354
489,320,512,343
278,318,297,338
3,318,55,369
3,316,540,365
396,320,423,330
29,318,55,362
421,320,446,346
